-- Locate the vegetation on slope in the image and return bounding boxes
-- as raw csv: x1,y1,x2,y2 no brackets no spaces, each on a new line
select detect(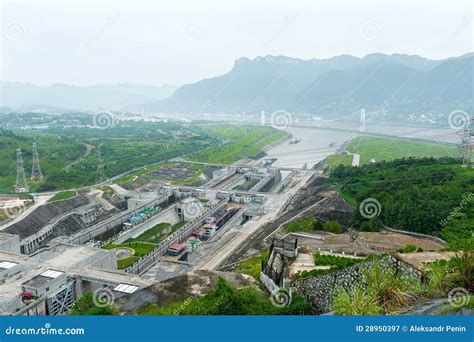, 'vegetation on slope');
70,292,117,315
189,125,287,164
138,277,312,315
330,157,474,248
0,120,284,193
47,191,77,203
233,249,270,280
284,217,342,234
